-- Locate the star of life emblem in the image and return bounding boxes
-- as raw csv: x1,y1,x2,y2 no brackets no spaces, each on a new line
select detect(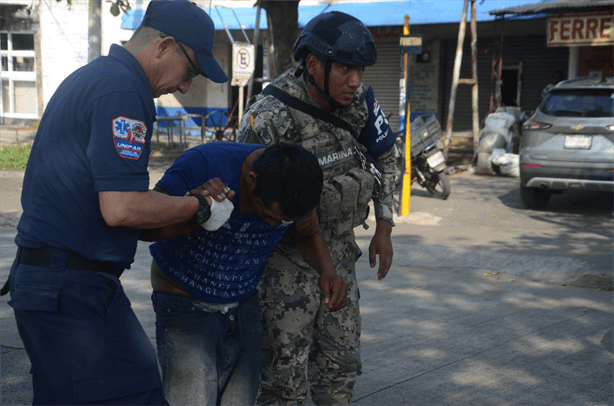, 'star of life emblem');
112,116,147,160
